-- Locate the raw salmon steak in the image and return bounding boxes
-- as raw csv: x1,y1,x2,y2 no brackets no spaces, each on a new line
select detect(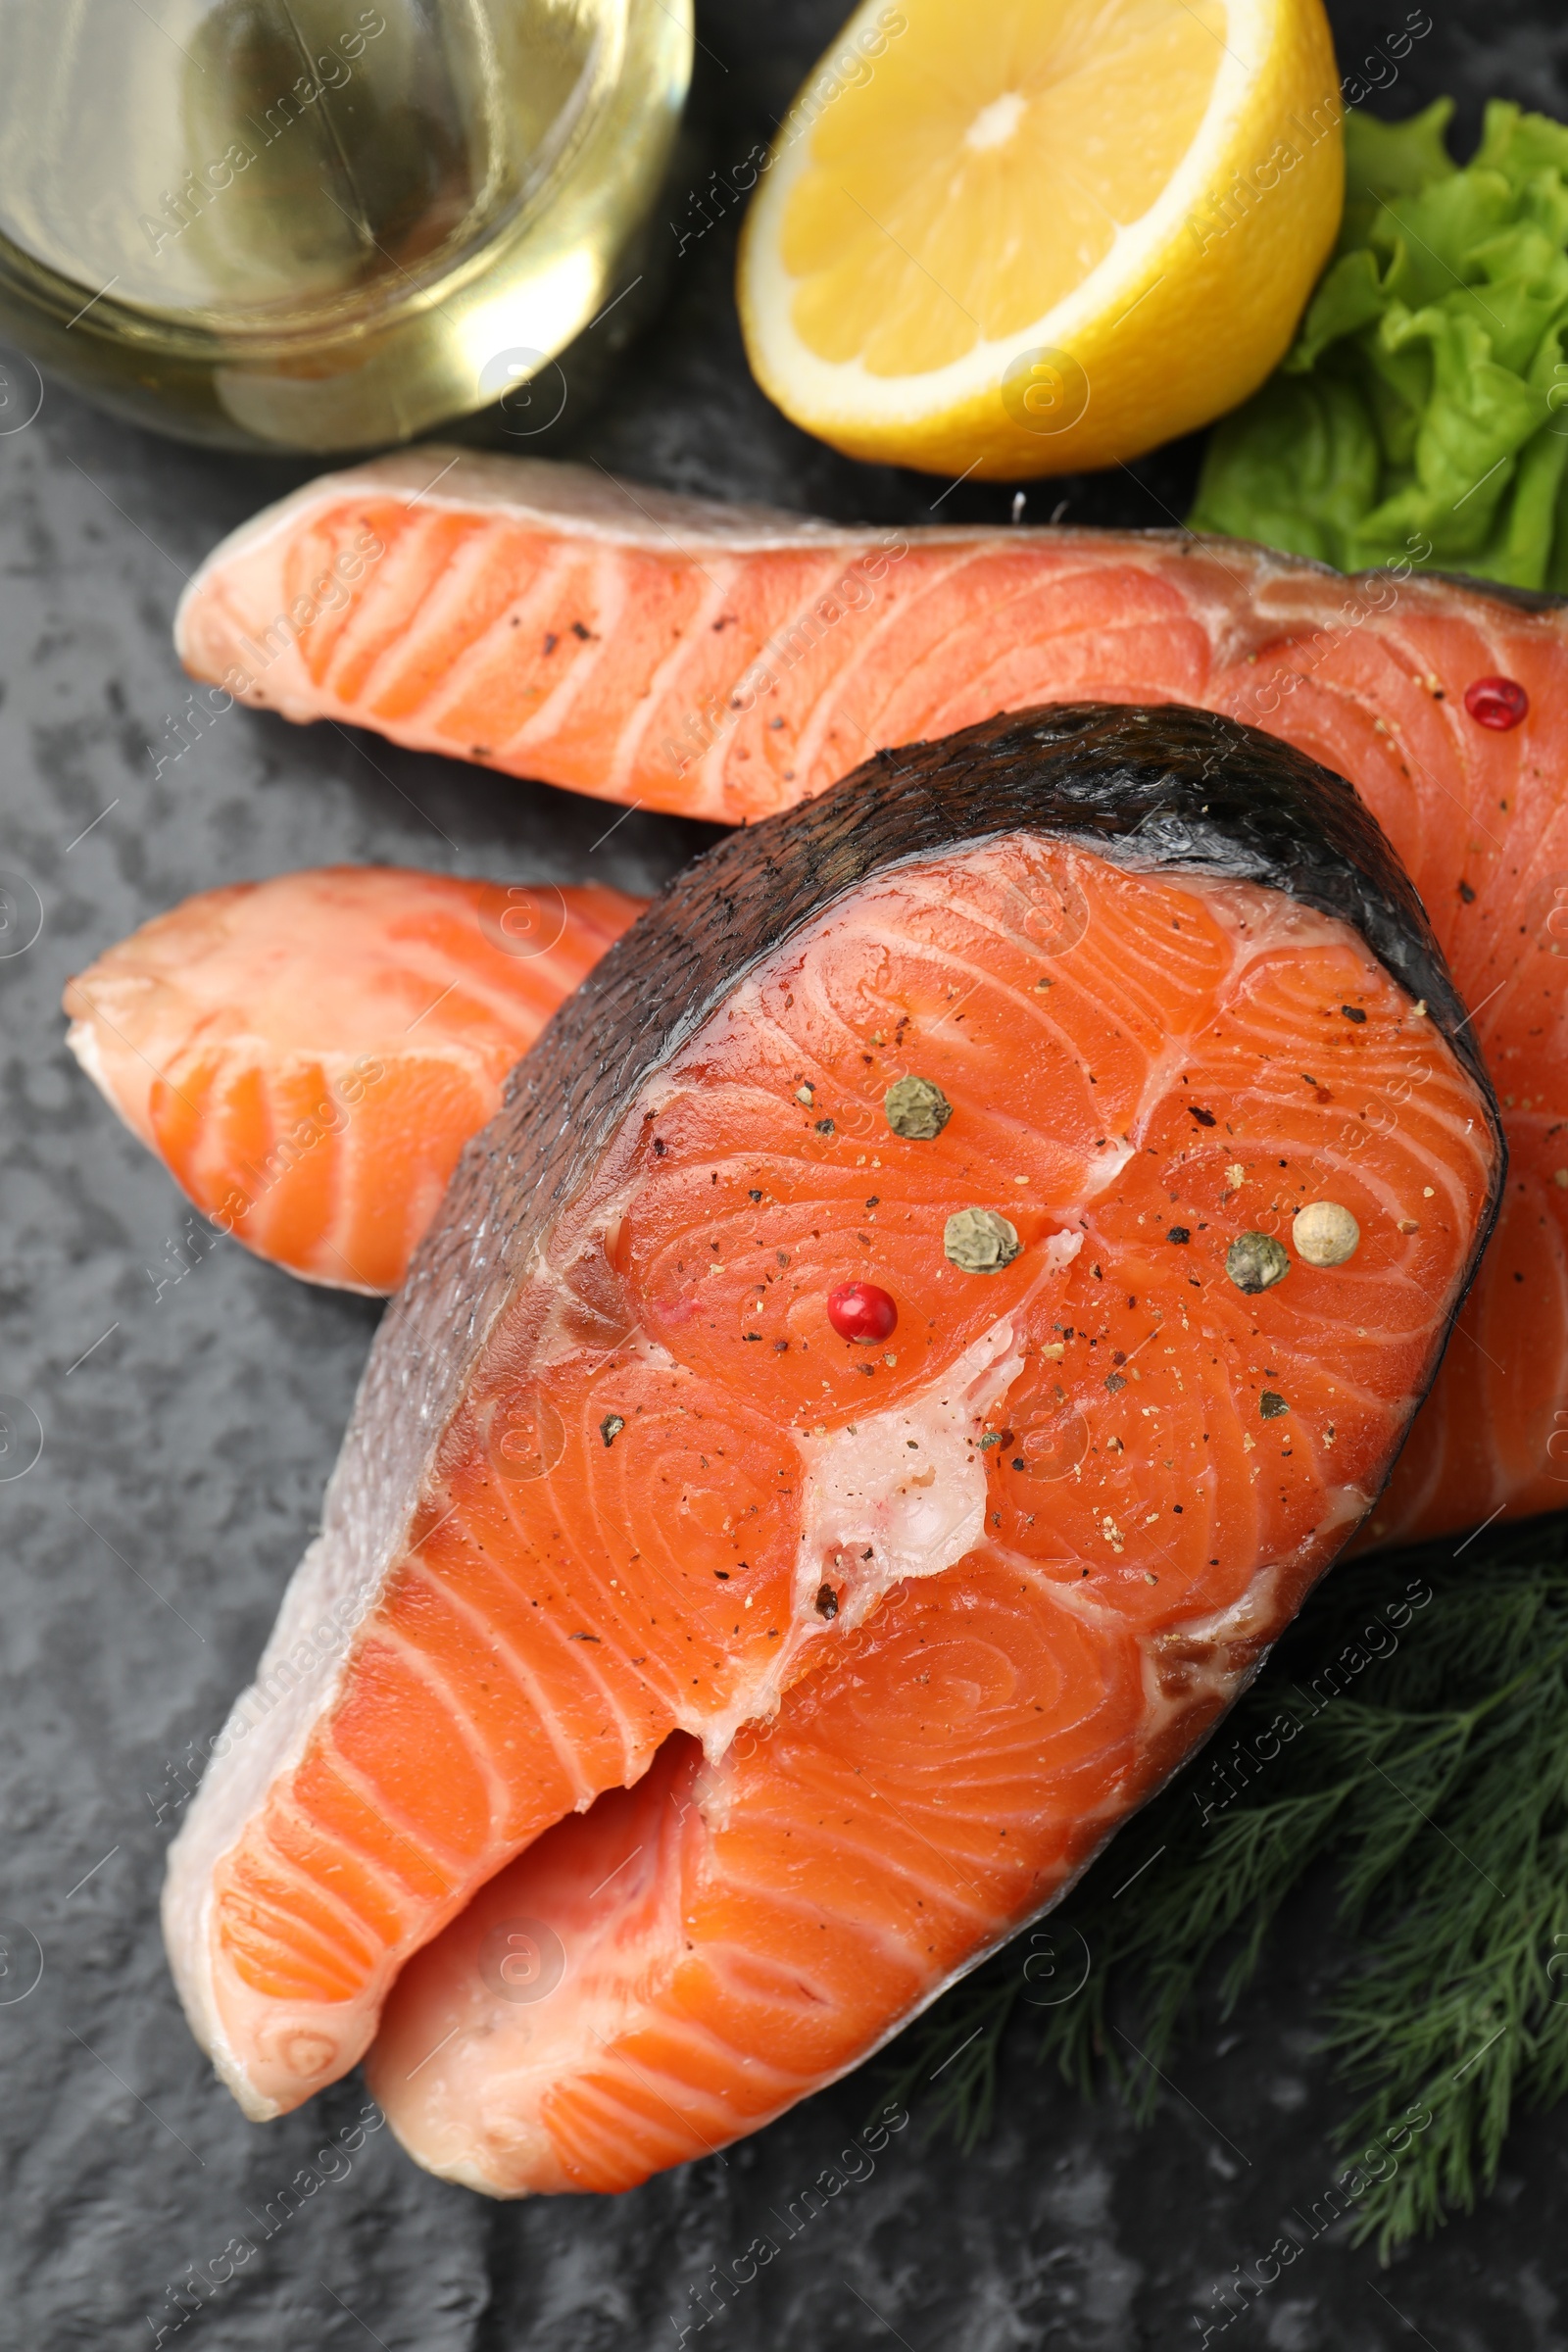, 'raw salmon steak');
63,868,643,1293
174,454,1568,1547
163,706,1500,2173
